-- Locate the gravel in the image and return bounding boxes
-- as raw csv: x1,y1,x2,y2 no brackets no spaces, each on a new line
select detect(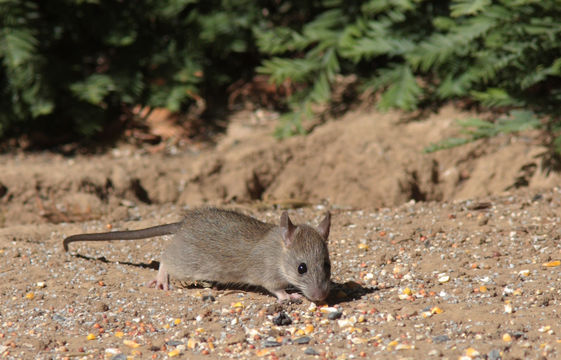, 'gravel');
1,189,561,358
